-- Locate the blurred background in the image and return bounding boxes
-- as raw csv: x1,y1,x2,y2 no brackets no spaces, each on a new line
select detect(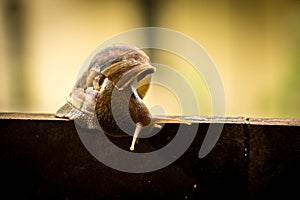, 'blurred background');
0,0,299,118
